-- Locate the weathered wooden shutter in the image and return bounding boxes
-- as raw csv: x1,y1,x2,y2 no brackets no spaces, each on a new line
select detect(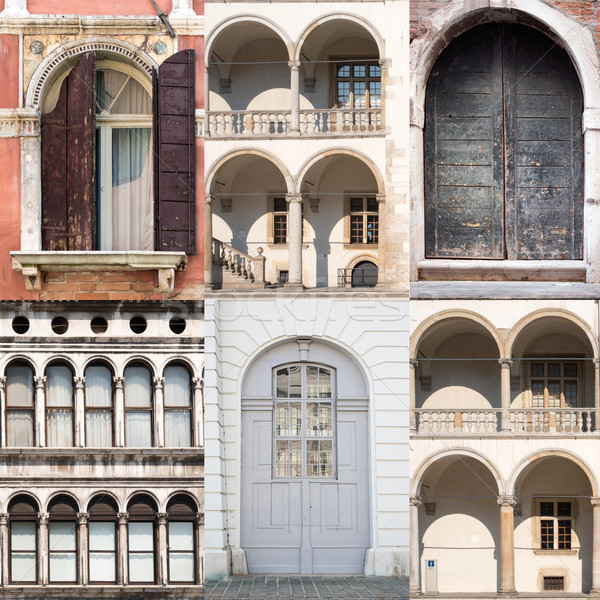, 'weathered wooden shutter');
425,24,583,260
154,49,196,254
41,53,96,251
